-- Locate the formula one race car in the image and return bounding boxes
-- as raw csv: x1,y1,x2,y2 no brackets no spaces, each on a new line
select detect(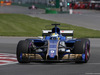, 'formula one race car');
16,24,90,63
